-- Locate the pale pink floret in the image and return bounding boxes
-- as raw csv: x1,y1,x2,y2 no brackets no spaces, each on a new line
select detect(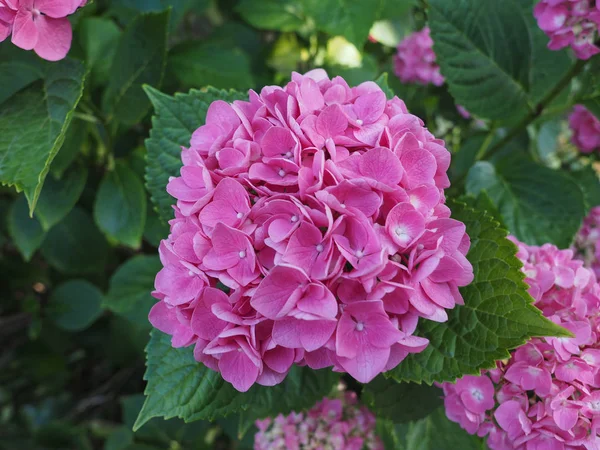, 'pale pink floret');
150,70,473,391
254,392,383,450
441,237,600,449
534,0,600,60
0,0,85,61
569,105,600,154
573,206,600,277
394,27,445,86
